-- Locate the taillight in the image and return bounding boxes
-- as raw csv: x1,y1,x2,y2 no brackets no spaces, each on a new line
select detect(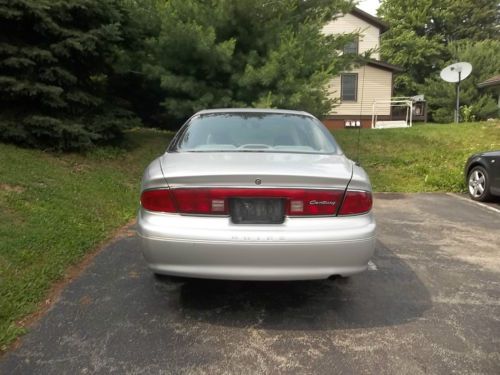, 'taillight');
172,188,344,215
140,189,177,212
173,188,229,215
338,190,372,215
287,190,342,216
140,188,346,216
